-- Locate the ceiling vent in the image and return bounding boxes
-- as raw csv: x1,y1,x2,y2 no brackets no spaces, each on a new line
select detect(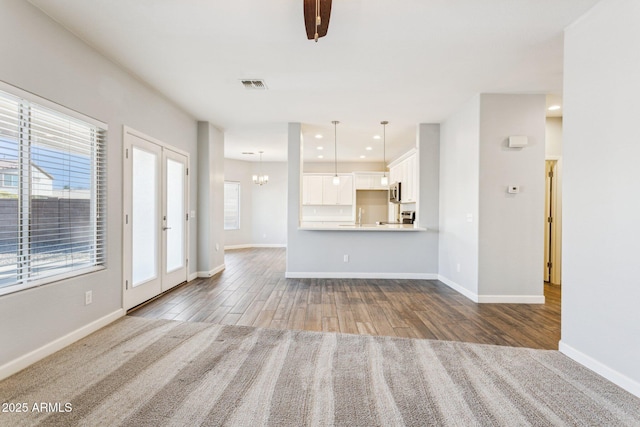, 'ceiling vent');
241,79,268,90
